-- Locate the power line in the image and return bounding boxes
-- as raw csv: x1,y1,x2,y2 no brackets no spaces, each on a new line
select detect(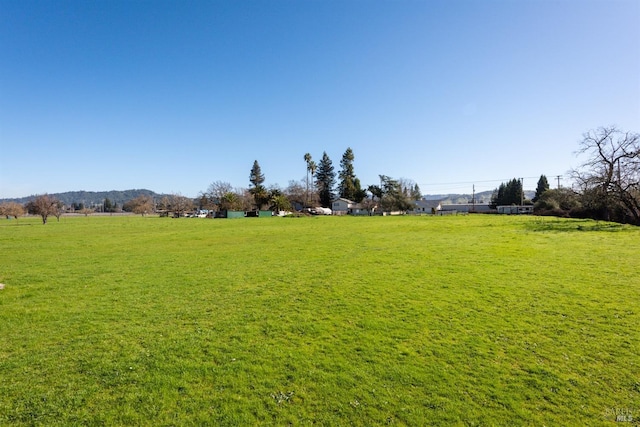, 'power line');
417,175,563,188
